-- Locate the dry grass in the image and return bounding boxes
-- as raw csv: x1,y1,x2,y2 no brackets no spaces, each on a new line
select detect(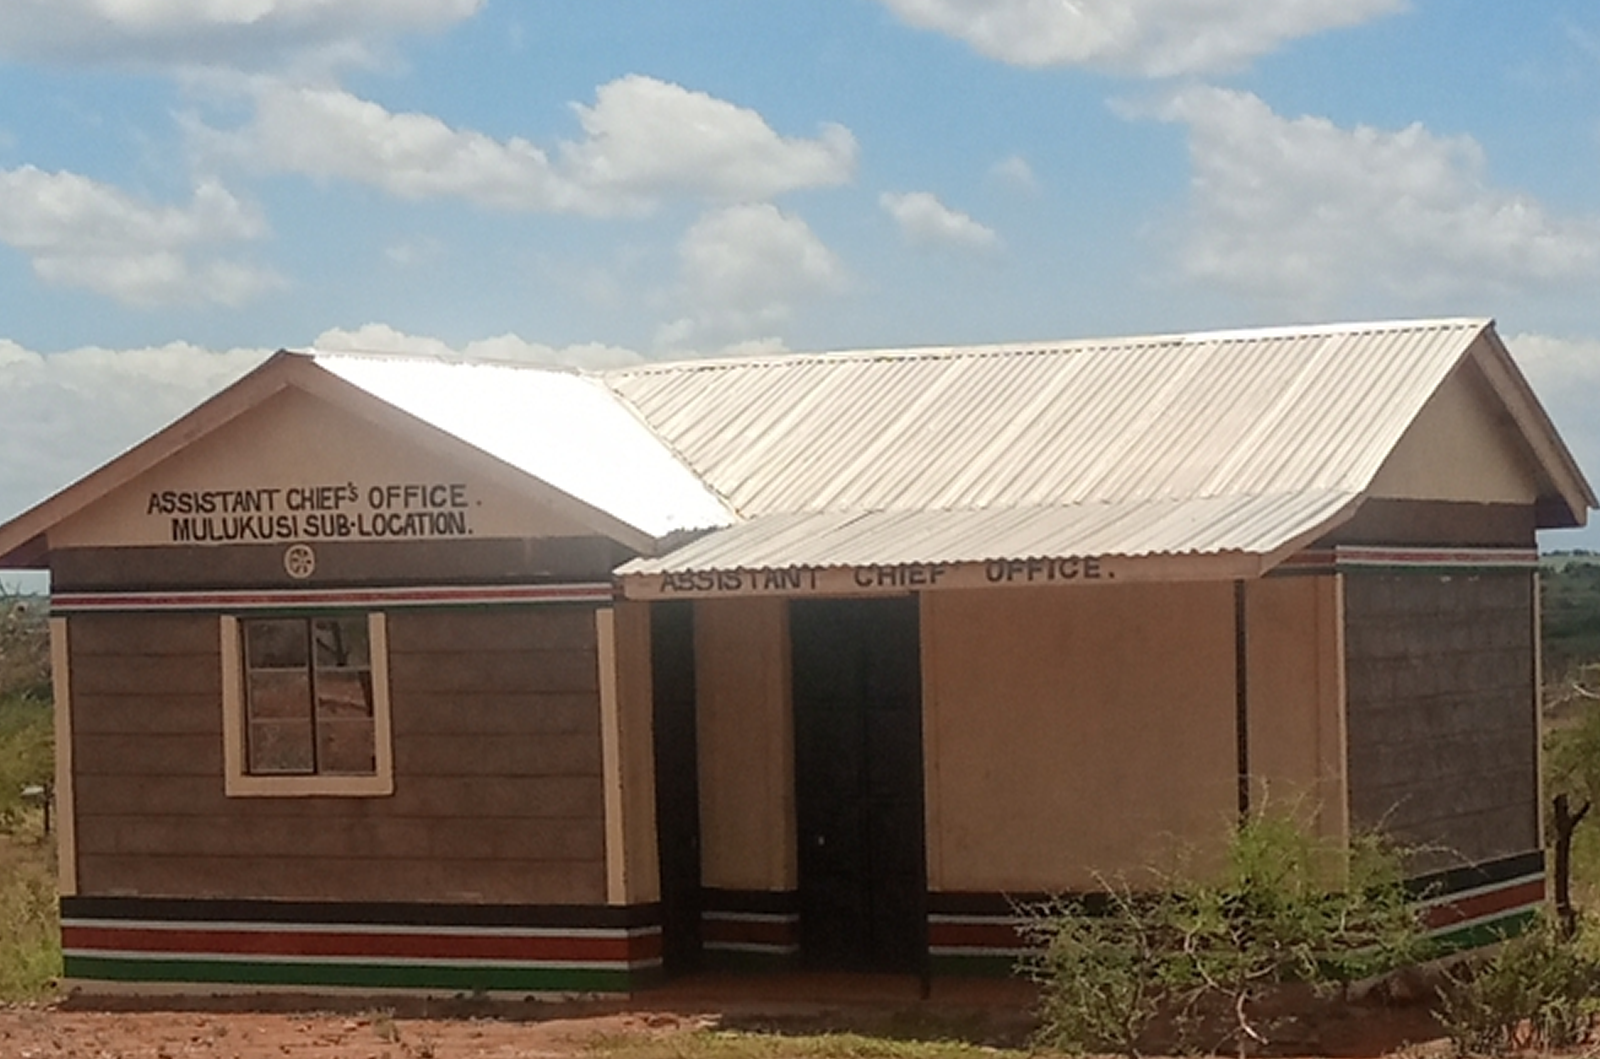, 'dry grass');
0,808,61,1001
